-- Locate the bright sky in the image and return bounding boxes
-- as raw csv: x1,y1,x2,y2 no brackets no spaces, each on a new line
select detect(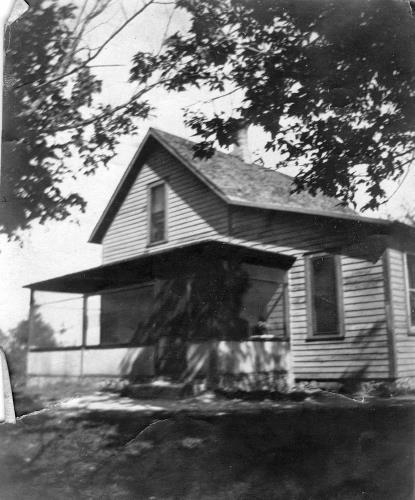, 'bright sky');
0,0,414,333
